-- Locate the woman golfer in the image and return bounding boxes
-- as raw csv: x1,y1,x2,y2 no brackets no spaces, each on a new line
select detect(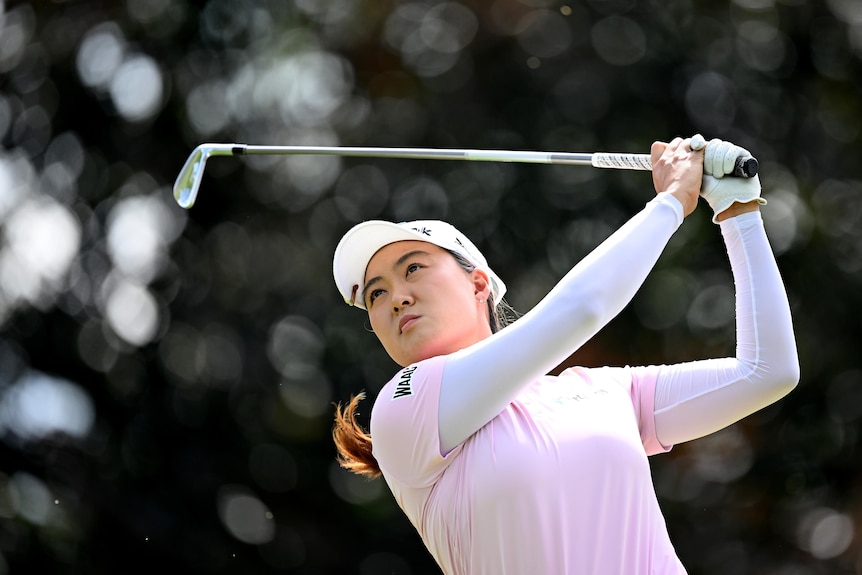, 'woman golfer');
331,136,799,574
